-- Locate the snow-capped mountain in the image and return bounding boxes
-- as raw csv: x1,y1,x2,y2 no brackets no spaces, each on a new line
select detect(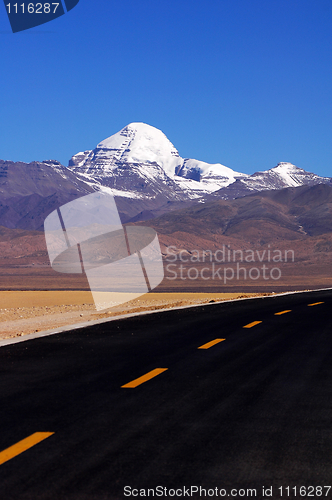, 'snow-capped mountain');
1,122,332,230
68,123,246,201
69,123,332,207
212,162,332,200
